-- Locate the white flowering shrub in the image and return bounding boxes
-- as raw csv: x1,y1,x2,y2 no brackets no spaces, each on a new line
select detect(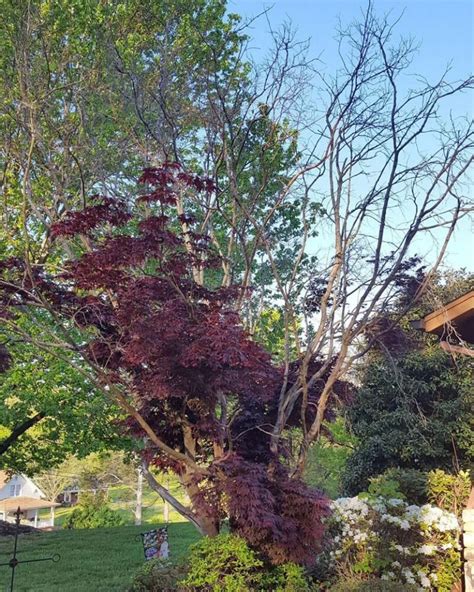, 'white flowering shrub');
320,496,461,591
